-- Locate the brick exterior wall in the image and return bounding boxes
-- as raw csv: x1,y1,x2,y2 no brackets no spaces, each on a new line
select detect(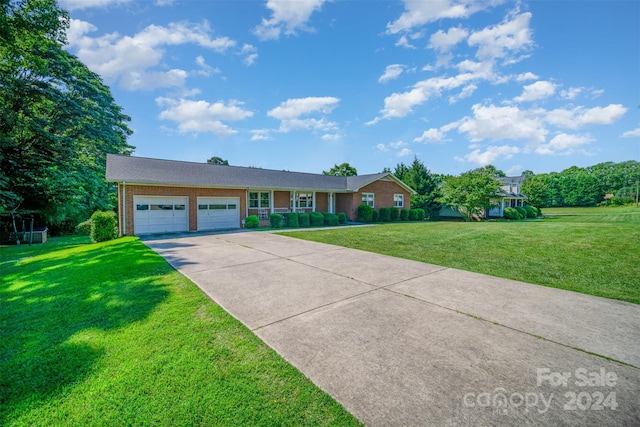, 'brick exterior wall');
119,184,246,235
117,179,411,234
